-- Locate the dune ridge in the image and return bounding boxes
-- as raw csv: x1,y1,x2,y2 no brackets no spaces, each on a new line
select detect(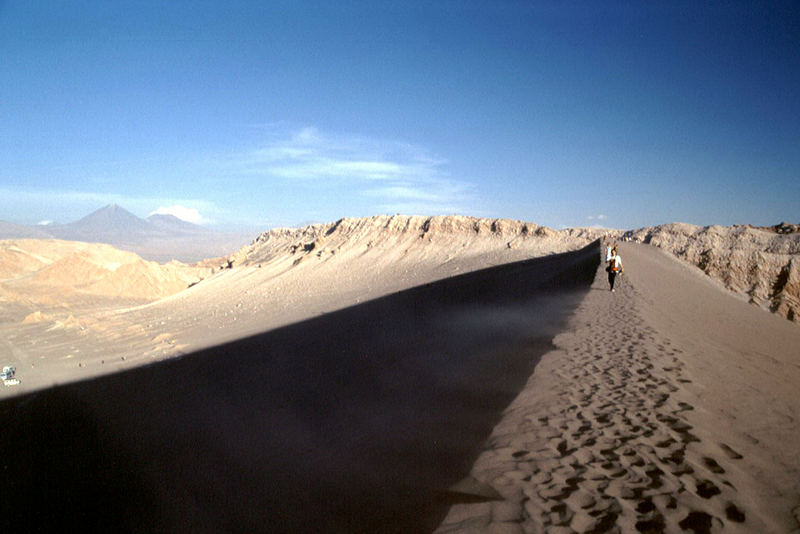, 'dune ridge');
1,215,799,532
0,242,602,533
3,216,799,398
235,216,800,324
